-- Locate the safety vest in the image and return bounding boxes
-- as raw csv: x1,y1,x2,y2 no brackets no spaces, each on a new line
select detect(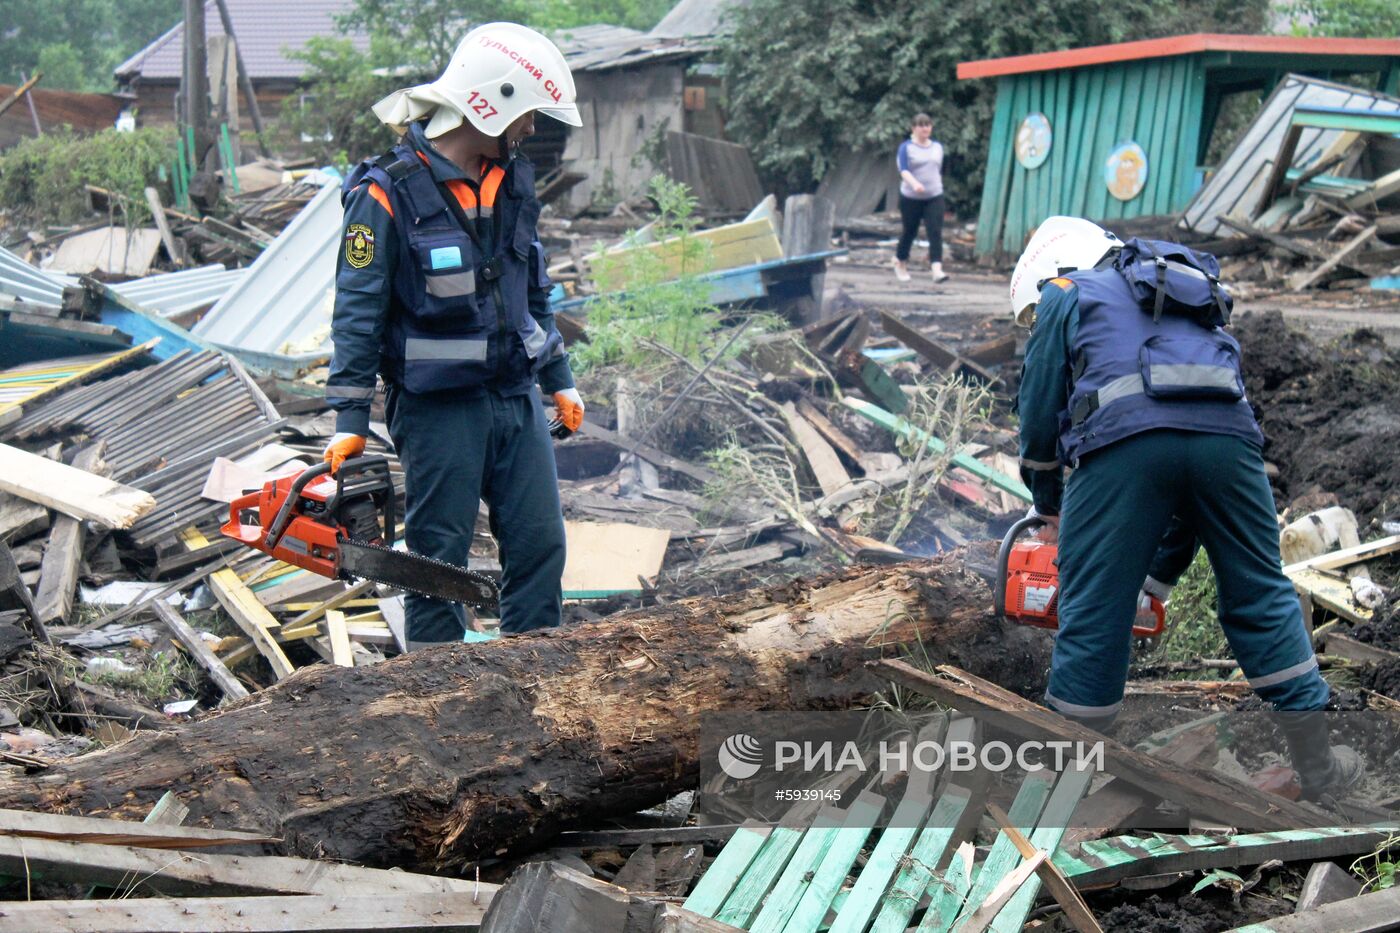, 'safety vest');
1058,266,1263,464
344,142,564,395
